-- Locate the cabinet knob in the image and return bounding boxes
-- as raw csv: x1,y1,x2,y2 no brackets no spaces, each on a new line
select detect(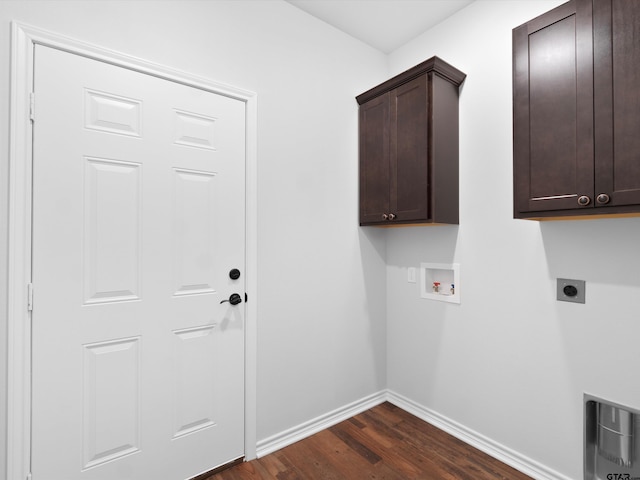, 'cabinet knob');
577,195,591,206
388,213,396,220
596,193,610,205
382,213,389,220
